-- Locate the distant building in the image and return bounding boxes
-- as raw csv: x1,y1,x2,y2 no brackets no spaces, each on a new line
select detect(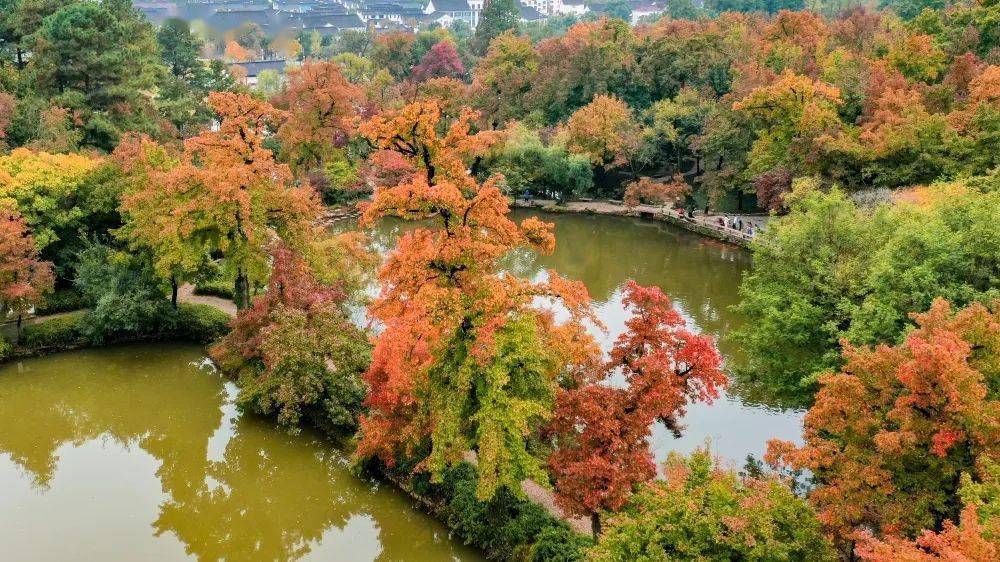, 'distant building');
553,0,587,15
423,0,478,28
516,1,546,21
207,6,275,32
135,1,179,23
283,9,366,32
630,1,665,23
230,58,287,85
